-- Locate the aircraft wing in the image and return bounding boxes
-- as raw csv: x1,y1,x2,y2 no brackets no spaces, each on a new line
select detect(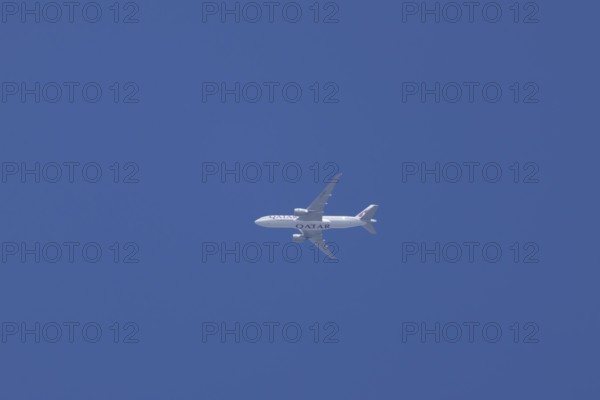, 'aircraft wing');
303,230,336,259
299,173,342,221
